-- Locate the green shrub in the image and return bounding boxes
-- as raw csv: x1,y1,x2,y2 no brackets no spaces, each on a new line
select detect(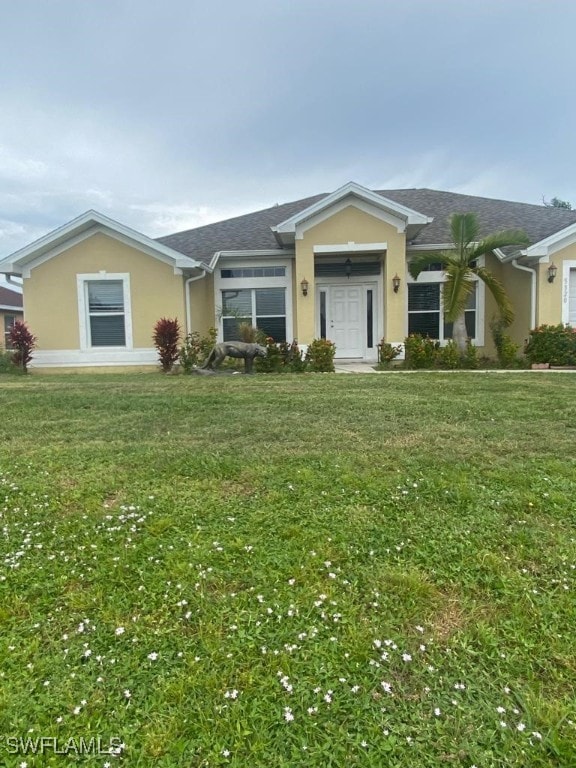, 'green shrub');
179,327,218,373
524,324,576,366
305,339,336,372
284,340,307,372
404,334,439,369
256,336,284,373
8,320,36,373
463,340,479,369
490,318,520,368
0,349,15,374
437,340,461,370
377,340,403,368
153,317,181,372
